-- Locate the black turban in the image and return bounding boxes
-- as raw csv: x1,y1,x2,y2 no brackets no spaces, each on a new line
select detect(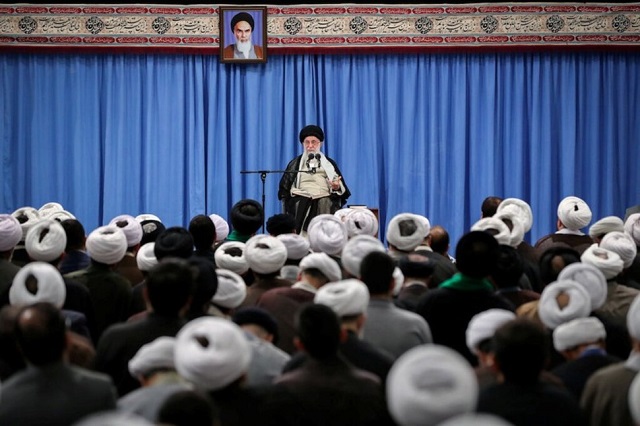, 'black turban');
140,220,166,246
230,12,254,31
230,199,264,236
154,227,194,260
232,307,279,344
299,125,325,143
